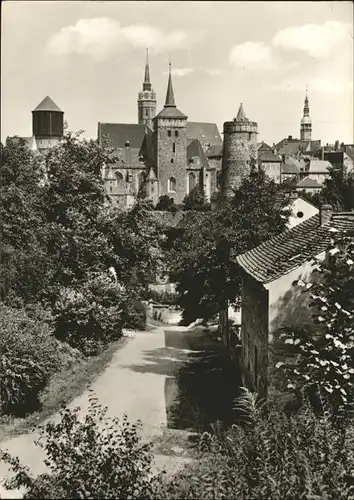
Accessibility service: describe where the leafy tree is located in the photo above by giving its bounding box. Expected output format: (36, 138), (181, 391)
(0, 395), (164, 499)
(0, 304), (63, 416)
(182, 185), (210, 211)
(321, 166), (354, 211)
(155, 195), (178, 212)
(277, 228), (354, 417)
(169, 170), (291, 324)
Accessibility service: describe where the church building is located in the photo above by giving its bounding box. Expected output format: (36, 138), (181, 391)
(98, 51), (223, 208)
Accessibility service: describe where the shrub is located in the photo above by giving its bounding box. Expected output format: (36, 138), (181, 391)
(121, 298), (147, 330)
(52, 273), (125, 356)
(163, 401), (354, 499)
(0, 394), (165, 499)
(0, 304), (62, 416)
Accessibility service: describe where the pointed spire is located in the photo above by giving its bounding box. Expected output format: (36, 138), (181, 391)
(164, 62), (176, 107)
(303, 87), (310, 117)
(236, 103), (248, 122)
(142, 49), (152, 91)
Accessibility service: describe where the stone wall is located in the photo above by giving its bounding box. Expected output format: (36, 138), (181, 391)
(241, 272), (269, 399)
(220, 121), (258, 200)
(155, 120), (188, 204)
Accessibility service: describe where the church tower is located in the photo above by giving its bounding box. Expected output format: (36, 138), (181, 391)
(153, 63), (188, 204)
(300, 88), (312, 141)
(219, 103), (258, 204)
(137, 49), (156, 130)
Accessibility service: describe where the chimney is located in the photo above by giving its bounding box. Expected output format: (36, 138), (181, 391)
(334, 140), (339, 152)
(288, 135), (292, 140)
(321, 147), (324, 160)
(319, 204), (333, 226)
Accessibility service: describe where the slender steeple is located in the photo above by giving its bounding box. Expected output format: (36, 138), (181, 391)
(137, 49), (156, 129)
(300, 86), (312, 141)
(165, 62), (176, 107)
(143, 48), (151, 91)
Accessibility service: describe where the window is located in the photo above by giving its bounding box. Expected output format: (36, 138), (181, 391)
(115, 172), (124, 187)
(145, 109), (149, 117)
(188, 172), (196, 192)
(173, 142), (176, 153)
(171, 158), (174, 163)
(167, 130), (172, 137)
(168, 177), (176, 192)
(297, 211), (304, 218)
(175, 130), (179, 137)
(138, 172), (145, 190)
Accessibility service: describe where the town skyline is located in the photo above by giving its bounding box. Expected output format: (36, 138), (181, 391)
(1, 1), (353, 145)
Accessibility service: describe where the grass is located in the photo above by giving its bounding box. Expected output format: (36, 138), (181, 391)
(0, 336), (129, 442)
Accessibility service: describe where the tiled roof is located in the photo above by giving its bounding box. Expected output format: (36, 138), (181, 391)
(187, 139), (209, 167)
(206, 144), (223, 157)
(187, 122), (222, 146)
(281, 157), (303, 174)
(98, 123), (147, 149)
(305, 159), (332, 173)
(235, 212), (354, 284)
(259, 151), (282, 163)
(296, 177), (322, 188)
(155, 106), (187, 119)
(257, 142), (272, 151)
(33, 96), (63, 113)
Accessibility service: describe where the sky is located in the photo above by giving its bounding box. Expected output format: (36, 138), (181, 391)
(1, 1), (353, 145)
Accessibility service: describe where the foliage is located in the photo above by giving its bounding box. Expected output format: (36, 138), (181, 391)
(52, 273), (125, 356)
(277, 229), (354, 417)
(0, 395), (164, 499)
(169, 170), (291, 323)
(182, 186), (211, 211)
(321, 166), (354, 211)
(163, 401), (354, 499)
(121, 299), (147, 331)
(155, 194), (178, 212)
(0, 304), (62, 416)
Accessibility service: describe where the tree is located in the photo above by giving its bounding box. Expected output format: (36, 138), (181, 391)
(277, 228), (354, 417)
(155, 195), (178, 212)
(321, 165), (354, 211)
(182, 185), (210, 211)
(169, 170), (291, 324)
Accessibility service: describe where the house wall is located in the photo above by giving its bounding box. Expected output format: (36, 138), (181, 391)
(261, 161), (282, 183)
(241, 273), (269, 398)
(287, 197), (319, 228)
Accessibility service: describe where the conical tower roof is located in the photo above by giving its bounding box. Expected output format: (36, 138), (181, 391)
(143, 49), (152, 91)
(33, 96), (63, 113)
(165, 63), (176, 107)
(236, 103), (248, 122)
(155, 63), (187, 119)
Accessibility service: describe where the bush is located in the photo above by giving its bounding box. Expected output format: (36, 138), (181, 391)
(52, 273), (125, 356)
(164, 401), (354, 499)
(0, 304), (62, 416)
(121, 298), (147, 330)
(0, 394), (165, 499)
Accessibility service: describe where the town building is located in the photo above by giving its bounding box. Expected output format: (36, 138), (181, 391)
(234, 206), (354, 399)
(99, 57), (223, 208)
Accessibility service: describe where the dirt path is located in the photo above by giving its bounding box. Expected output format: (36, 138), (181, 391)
(0, 324), (201, 496)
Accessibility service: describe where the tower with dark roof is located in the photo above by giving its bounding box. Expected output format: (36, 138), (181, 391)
(32, 96), (64, 151)
(152, 63), (188, 204)
(300, 88), (312, 141)
(219, 103), (258, 202)
(137, 49), (156, 130)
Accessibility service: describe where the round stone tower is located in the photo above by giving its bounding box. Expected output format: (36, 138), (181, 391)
(219, 103), (258, 203)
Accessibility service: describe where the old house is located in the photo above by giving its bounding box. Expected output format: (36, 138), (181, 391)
(233, 206), (354, 399)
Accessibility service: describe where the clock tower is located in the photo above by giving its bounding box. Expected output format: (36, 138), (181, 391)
(137, 49), (156, 129)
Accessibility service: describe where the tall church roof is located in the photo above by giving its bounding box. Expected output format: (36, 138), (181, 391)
(98, 123), (147, 149)
(187, 122), (222, 147)
(33, 96), (63, 113)
(155, 64), (187, 119)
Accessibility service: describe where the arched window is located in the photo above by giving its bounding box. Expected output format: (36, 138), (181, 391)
(167, 130), (172, 137)
(168, 177), (176, 192)
(188, 172), (196, 192)
(173, 142), (176, 153)
(175, 130), (179, 137)
(115, 172), (124, 187)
